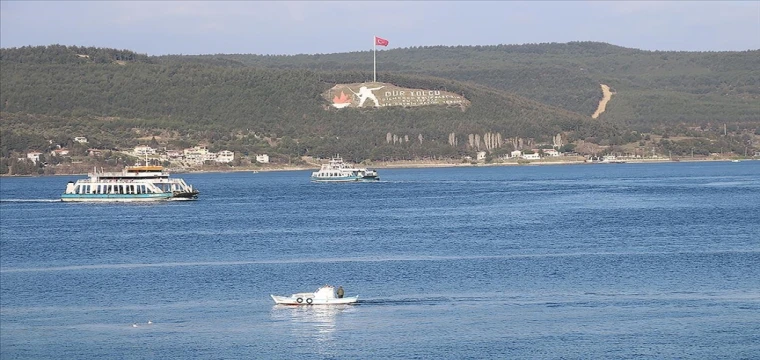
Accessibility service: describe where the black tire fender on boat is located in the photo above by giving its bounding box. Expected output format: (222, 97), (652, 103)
(296, 297), (303, 303)
(306, 298), (313, 304)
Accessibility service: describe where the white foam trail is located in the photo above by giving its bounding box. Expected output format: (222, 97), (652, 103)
(0, 199), (60, 203)
(703, 181), (749, 187)
(2, 250), (757, 273)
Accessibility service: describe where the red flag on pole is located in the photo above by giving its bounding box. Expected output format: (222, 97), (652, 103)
(375, 36), (389, 46)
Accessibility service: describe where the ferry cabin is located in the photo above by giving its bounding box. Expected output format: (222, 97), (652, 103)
(64, 182), (184, 196)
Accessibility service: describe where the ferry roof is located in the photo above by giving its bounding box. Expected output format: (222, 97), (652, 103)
(126, 166), (164, 172)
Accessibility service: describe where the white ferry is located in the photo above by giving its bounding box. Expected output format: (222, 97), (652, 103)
(61, 165), (199, 202)
(310, 156), (379, 182)
(600, 155), (627, 164)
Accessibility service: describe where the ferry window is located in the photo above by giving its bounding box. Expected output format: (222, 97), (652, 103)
(75, 185), (81, 194)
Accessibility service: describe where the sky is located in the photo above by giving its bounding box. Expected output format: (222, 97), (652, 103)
(1, 1), (758, 56)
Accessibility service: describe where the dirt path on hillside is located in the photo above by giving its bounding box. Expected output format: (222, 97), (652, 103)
(592, 84), (614, 119)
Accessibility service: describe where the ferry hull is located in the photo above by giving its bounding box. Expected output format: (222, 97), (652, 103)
(61, 193), (174, 202)
(310, 176), (379, 182)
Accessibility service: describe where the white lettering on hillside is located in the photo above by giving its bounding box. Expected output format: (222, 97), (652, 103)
(380, 90), (464, 107)
(328, 84), (468, 108)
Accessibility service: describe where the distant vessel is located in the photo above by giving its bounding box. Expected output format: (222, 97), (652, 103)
(271, 285), (358, 305)
(310, 156), (379, 182)
(600, 155), (626, 164)
(61, 165), (199, 202)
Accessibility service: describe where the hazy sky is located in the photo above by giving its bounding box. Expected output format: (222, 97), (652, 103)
(1, 1), (758, 55)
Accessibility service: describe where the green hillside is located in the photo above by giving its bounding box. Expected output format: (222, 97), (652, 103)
(186, 42), (759, 127)
(1, 45), (626, 165)
(1, 43), (758, 175)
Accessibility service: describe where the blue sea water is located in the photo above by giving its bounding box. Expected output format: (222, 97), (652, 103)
(1, 161), (759, 359)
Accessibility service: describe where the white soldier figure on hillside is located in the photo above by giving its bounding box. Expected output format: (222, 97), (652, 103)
(349, 85), (384, 107)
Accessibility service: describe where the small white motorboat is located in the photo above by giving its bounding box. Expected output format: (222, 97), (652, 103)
(270, 285), (358, 305)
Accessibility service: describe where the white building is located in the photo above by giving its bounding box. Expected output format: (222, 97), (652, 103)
(134, 145), (156, 156)
(256, 154), (269, 163)
(74, 137), (88, 143)
(166, 150), (182, 158)
(87, 149), (103, 157)
(26, 152), (43, 163)
(50, 149), (70, 157)
(184, 146), (208, 155)
(216, 150), (234, 163)
(476, 151), (487, 161)
(522, 153), (540, 160)
(543, 149), (560, 157)
(184, 146), (209, 162)
(510, 150), (522, 158)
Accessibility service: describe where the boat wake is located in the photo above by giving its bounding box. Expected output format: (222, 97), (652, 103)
(358, 297), (453, 305)
(358, 296), (495, 306)
(0, 199), (60, 203)
(703, 181), (751, 187)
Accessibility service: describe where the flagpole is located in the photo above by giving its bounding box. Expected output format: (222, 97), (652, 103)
(373, 35), (377, 83)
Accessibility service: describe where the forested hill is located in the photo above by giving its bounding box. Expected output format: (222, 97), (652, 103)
(0, 44), (152, 64)
(0, 43), (757, 174)
(1, 44), (625, 164)
(167, 41), (760, 128)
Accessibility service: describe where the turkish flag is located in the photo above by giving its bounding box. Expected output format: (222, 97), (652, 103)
(375, 36), (389, 46)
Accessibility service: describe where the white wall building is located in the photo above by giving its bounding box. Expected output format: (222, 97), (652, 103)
(74, 137), (88, 143)
(256, 154), (269, 163)
(476, 151), (487, 161)
(522, 153), (540, 160)
(166, 150), (182, 158)
(216, 150), (235, 163)
(26, 152), (43, 163)
(50, 149), (70, 157)
(510, 150), (522, 158)
(184, 146), (209, 162)
(543, 149), (560, 157)
(134, 145), (156, 156)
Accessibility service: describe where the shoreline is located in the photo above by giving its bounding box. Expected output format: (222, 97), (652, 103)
(2, 157), (753, 177)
